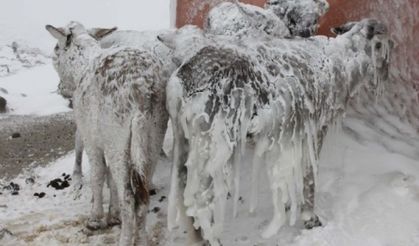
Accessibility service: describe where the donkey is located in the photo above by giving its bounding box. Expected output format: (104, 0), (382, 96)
(47, 22), (170, 245)
(159, 19), (391, 245)
(205, 0), (329, 38)
(70, 28), (175, 189)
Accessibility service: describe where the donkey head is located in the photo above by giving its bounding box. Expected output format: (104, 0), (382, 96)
(333, 19), (393, 95)
(157, 25), (206, 66)
(46, 22), (117, 98)
(265, 0), (329, 37)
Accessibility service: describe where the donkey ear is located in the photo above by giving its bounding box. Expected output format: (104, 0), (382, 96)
(157, 32), (176, 49)
(331, 22), (356, 35)
(89, 27), (118, 40)
(46, 25), (66, 41)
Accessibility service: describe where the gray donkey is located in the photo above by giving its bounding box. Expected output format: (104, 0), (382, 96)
(205, 0), (329, 38)
(159, 19), (391, 245)
(47, 22), (169, 245)
(70, 28), (175, 190)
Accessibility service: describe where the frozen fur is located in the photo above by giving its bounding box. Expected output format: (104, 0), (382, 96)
(71, 28), (176, 186)
(205, 0), (329, 38)
(163, 19), (391, 245)
(47, 22), (170, 245)
(265, 0), (329, 37)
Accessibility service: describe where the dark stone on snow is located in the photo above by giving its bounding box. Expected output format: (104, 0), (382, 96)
(159, 196), (166, 203)
(304, 215), (322, 230)
(61, 180), (70, 189)
(47, 177), (70, 190)
(0, 96), (6, 113)
(149, 189), (157, 196)
(151, 207), (160, 214)
(4, 182), (20, 191)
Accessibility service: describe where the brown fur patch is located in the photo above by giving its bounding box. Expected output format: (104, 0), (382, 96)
(131, 169), (149, 207)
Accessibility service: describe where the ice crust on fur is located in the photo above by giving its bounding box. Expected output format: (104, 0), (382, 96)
(167, 19), (391, 245)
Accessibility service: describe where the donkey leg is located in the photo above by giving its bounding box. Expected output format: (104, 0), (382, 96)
(85, 147), (107, 230)
(168, 122), (205, 245)
(107, 168), (121, 227)
(131, 170), (150, 246)
(302, 128), (327, 229)
(262, 162), (286, 239)
(72, 129), (84, 185)
(302, 165), (321, 229)
(108, 152), (136, 246)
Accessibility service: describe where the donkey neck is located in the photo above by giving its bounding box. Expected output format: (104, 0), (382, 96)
(67, 36), (102, 86)
(326, 34), (372, 99)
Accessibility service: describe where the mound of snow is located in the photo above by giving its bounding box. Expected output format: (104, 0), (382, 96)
(0, 42), (50, 77)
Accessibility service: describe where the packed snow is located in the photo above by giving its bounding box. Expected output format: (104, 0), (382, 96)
(2, 111), (419, 245)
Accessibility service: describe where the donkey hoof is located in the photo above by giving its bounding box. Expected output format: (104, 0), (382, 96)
(107, 216), (121, 227)
(304, 215), (322, 230)
(86, 219), (107, 231)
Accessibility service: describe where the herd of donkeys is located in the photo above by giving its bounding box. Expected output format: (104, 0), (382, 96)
(44, 0), (392, 245)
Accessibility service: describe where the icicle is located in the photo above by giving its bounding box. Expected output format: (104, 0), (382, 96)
(305, 119), (319, 188)
(232, 144), (241, 218)
(250, 137), (269, 213)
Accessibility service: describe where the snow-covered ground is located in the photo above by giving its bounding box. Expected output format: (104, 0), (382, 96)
(1, 112), (419, 245)
(0, 65), (70, 116)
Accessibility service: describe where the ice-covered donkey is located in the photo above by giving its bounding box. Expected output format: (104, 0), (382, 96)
(159, 19), (391, 245)
(205, 0), (329, 38)
(47, 22), (170, 245)
(70, 28), (175, 189)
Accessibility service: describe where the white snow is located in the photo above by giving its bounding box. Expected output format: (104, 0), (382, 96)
(0, 65), (70, 116)
(2, 112), (419, 245)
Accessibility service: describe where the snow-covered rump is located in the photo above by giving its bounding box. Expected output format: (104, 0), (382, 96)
(204, 1), (290, 38)
(205, 0), (329, 38)
(162, 19), (391, 245)
(47, 21), (170, 245)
